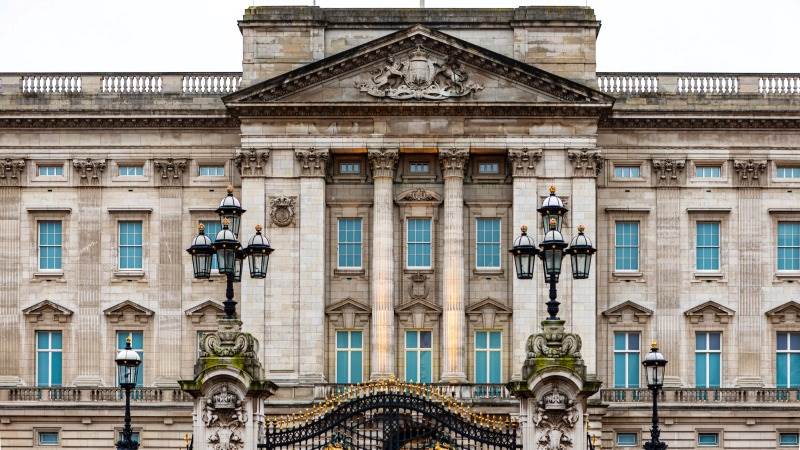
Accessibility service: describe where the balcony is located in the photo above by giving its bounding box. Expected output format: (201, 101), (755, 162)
(600, 387), (800, 405)
(1, 73), (242, 95)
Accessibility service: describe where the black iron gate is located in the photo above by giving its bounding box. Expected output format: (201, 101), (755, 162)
(260, 380), (519, 449)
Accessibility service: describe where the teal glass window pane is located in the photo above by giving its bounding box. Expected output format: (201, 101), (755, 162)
(201, 220), (221, 269)
(406, 350), (418, 382)
(479, 162), (499, 174)
(336, 351), (349, 383)
(350, 351), (362, 383)
(627, 354), (639, 388)
(39, 221), (63, 270)
(780, 433), (800, 446)
(616, 433), (637, 446)
(406, 331), (418, 348)
(37, 351), (49, 386)
(409, 162), (429, 173)
(119, 165), (144, 176)
(475, 351), (487, 384)
(119, 221), (143, 270)
(777, 167), (800, 178)
(419, 351), (432, 383)
(696, 166), (721, 178)
(407, 219), (431, 268)
(199, 165), (225, 176)
(614, 332), (626, 351)
(708, 353), (721, 387)
(615, 222), (639, 271)
(628, 333), (639, 350)
(336, 331), (348, 348)
(476, 218), (501, 269)
(420, 331), (432, 349)
(51, 352), (62, 385)
(351, 331), (362, 348)
(339, 162), (361, 174)
(709, 332), (721, 350)
(489, 351), (501, 383)
(777, 354), (789, 387)
(698, 433), (719, 446)
(696, 353), (707, 387)
(335, 331), (362, 383)
(489, 331), (502, 349)
(613, 354), (626, 388)
(38, 432), (59, 445)
(791, 354), (800, 388)
(778, 222), (800, 271)
(696, 222), (720, 270)
(37, 331), (49, 349)
(337, 218), (362, 268)
(38, 165), (64, 176)
(475, 331), (487, 349)
(117, 331), (143, 385)
(779, 332), (789, 351)
(614, 166), (640, 178)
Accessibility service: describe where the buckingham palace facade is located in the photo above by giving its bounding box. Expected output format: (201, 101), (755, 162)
(1, 5), (800, 449)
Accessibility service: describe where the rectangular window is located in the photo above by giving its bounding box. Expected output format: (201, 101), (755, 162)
(780, 433), (800, 446)
(614, 222), (639, 271)
(339, 162), (361, 174)
(778, 222), (800, 271)
(405, 330), (432, 383)
(37, 431), (60, 445)
(777, 332), (800, 388)
(777, 166), (800, 179)
(613, 332), (640, 388)
(616, 433), (637, 447)
(409, 162), (429, 174)
(337, 218), (363, 269)
(201, 220), (222, 270)
(478, 162), (499, 174)
(117, 431), (140, 444)
(38, 165), (64, 177)
(476, 218), (501, 269)
(199, 165), (225, 177)
(614, 166), (640, 178)
(407, 218), (432, 269)
(475, 331), (502, 384)
(118, 221), (143, 270)
(116, 331), (144, 386)
(695, 332), (721, 388)
(38, 221), (63, 271)
(698, 433), (720, 447)
(335, 330), (363, 384)
(118, 165), (144, 177)
(36, 331), (62, 387)
(696, 222), (720, 271)
(695, 166), (721, 178)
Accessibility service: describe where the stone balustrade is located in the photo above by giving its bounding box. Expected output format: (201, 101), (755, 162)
(600, 387), (800, 404)
(598, 72), (800, 96)
(1, 72), (242, 95)
(0, 386), (193, 403)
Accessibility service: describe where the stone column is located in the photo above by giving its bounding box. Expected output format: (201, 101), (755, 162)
(368, 148), (398, 380)
(508, 149), (541, 381)
(438, 148), (469, 382)
(0, 159), (25, 386)
(296, 148), (328, 383)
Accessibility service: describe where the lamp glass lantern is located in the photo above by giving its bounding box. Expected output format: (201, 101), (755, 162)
(510, 225), (538, 279)
(540, 227), (568, 283)
(244, 225), (274, 279)
(186, 224), (215, 279)
(216, 186), (246, 237)
(565, 225), (597, 280)
(537, 186), (568, 234)
(212, 220), (241, 275)
(232, 248), (245, 282)
(642, 342), (668, 387)
(115, 336), (141, 387)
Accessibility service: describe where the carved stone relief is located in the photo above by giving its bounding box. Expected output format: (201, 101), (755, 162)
(153, 158), (188, 186)
(409, 272), (429, 300)
(269, 196), (296, 227)
(507, 149), (542, 178)
(438, 148), (469, 178)
(235, 149), (270, 177)
(566, 150), (603, 177)
(0, 158), (26, 186)
(398, 188), (438, 202)
(204, 385), (246, 450)
(526, 321), (583, 361)
(733, 159), (767, 186)
(651, 159), (686, 185)
(295, 148), (329, 177)
(367, 149), (399, 178)
(72, 158), (106, 183)
(533, 386), (579, 450)
(356, 47), (483, 100)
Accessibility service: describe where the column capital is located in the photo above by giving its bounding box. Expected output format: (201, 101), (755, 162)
(72, 158), (106, 185)
(153, 158), (188, 186)
(295, 148), (329, 178)
(0, 158), (26, 186)
(438, 147), (470, 178)
(651, 158), (686, 186)
(733, 159), (768, 187)
(235, 148), (270, 177)
(567, 149), (603, 178)
(508, 148), (542, 178)
(368, 148), (399, 178)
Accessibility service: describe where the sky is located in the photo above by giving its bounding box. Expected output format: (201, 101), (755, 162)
(0, 0), (798, 73)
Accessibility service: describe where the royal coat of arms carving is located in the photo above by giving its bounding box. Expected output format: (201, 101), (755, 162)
(356, 47), (483, 100)
(269, 196), (296, 228)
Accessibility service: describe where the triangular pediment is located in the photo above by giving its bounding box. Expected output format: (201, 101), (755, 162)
(185, 300), (225, 323)
(601, 301), (653, 324)
(684, 301), (735, 324)
(766, 301), (800, 324)
(225, 25), (612, 117)
(467, 297), (512, 315)
(326, 297), (371, 315)
(103, 300), (154, 324)
(22, 300), (73, 323)
(395, 298), (442, 314)
(395, 188), (442, 204)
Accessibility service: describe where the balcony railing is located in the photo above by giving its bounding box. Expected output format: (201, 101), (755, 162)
(597, 72), (800, 97)
(1, 386), (193, 403)
(2, 72), (242, 95)
(601, 387), (800, 404)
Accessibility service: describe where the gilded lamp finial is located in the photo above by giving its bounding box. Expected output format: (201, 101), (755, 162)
(549, 185), (556, 194)
(227, 184), (234, 194)
(255, 224), (263, 233)
(521, 225), (528, 234)
(198, 223), (205, 233)
(577, 224), (585, 233)
(651, 340), (658, 350)
(126, 333), (133, 345)
(222, 218), (231, 227)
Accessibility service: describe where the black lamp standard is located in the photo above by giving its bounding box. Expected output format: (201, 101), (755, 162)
(642, 342), (668, 450)
(115, 335), (142, 450)
(510, 186), (597, 320)
(186, 186), (274, 319)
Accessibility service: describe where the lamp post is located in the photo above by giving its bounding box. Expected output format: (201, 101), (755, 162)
(510, 186), (597, 320)
(642, 342), (668, 450)
(186, 186), (274, 319)
(115, 335), (142, 450)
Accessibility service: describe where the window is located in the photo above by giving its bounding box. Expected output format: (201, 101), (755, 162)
(38, 165), (63, 177)
(777, 332), (800, 388)
(407, 218), (432, 269)
(613, 332), (639, 388)
(778, 222), (800, 271)
(695, 332), (721, 387)
(405, 330), (432, 383)
(695, 166), (721, 178)
(409, 162), (429, 174)
(696, 222), (720, 271)
(118, 165), (144, 176)
(116, 331), (144, 386)
(199, 165), (225, 177)
(335, 331), (363, 384)
(38, 221), (62, 270)
(36, 331), (62, 387)
(475, 331), (502, 385)
(201, 220), (221, 270)
(476, 218), (501, 269)
(616, 433), (637, 447)
(614, 222), (639, 271)
(780, 433), (800, 446)
(478, 162), (499, 174)
(118, 221), (143, 270)
(777, 166), (800, 179)
(37, 431), (60, 445)
(116, 431), (140, 444)
(614, 166), (640, 178)
(698, 433), (720, 447)
(337, 218), (363, 269)
(339, 162), (360, 175)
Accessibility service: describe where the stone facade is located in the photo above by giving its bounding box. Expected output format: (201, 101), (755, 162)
(0, 5), (799, 450)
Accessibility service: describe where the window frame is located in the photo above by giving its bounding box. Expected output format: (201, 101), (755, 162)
(779, 432), (800, 447)
(338, 161), (361, 175)
(35, 330), (63, 387)
(37, 220), (63, 272)
(613, 331), (640, 388)
(118, 164), (145, 177)
(695, 221), (721, 272)
(778, 221), (800, 273)
(777, 331), (800, 388)
(694, 165), (722, 178)
(695, 331), (722, 388)
(613, 165), (641, 179)
(35, 429), (61, 446)
(615, 432), (638, 447)
(200, 219), (222, 272)
(776, 165), (800, 180)
(697, 432), (721, 447)
(337, 217), (363, 270)
(117, 220), (144, 271)
(406, 218), (433, 270)
(409, 161), (430, 174)
(614, 221), (640, 273)
(405, 330), (433, 383)
(475, 217), (502, 270)
(37, 164), (64, 177)
(474, 330), (502, 384)
(198, 164), (226, 177)
(116, 330), (144, 386)
(335, 330), (363, 384)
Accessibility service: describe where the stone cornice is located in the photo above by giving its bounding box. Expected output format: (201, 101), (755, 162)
(567, 149), (602, 178)
(600, 114), (800, 130)
(0, 116), (239, 129)
(0, 158), (26, 186)
(651, 159), (686, 186)
(733, 159), (767, 186)
(507, 148), (542, 178)
(295, 148), (329, 178)
(368, 148), (399, 179)
(438, 148), (469, 178)
(72, 158), (106, 184)
(235, 148), (270, 177)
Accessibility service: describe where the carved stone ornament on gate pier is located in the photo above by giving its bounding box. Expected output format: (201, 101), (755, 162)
(532, 386), (579, 450)
(356, 47), (483, 100)
(204, 385), (247, 450)
(527, 321), (582, 361)
(269, 196), (296, 227)
(198, 324), (258, 359)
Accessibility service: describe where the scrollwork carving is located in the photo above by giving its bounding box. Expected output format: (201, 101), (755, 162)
(733, 159), (767, 186)
(368, 149), (399, 179)
(567, 150), (602, 177)
(526, 322), (583, 360)
(508, 149), (542, 178)
(235, 148), (270, 177)
(0, 158), (25, 186)
(269, 196), (296, 227)
(72, 158), (106, 183)
(204, 385), (246, 450)
(438, 148), (469, 178)
(153, 158), (188, 186)
(295, 148), (329, 177)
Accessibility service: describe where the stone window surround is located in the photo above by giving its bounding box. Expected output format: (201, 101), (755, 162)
(331, 154), (368, 183)
(189, 159), (232, 186)
(327, 202), (371, 278)
(399, 204), (440, 274)
(777, 429), (800, 447)
(684, 325), (728, 388)
(466, 202), (511, 277)
(769, 211), (800, 282)
(687, 209), (730, 282)
(113, 427), (143, 447)
(766, 320), (800, 388)
(614, 430), (640, 447)
(398, 327), (438, 384)
(696, 429), (723, 447)
(470, 154), (507, 183)
(108, 211), (151, 280)
(110, 159), (150, 183)
(401, 154), (438, 183)
(607, 159), (648, 185)
(603, 323), (650, 389)
(689, 159), (728, 184)
(772, 160), (800, 183)
(30, 160), (69, 184)
(605, 209), (649, 282)
(466, 319), (510, 385)
(327, 321), (370, 383)
(26, 208), (71, 281)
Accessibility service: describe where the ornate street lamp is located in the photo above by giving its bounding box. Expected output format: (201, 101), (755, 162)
(187, 186), (274, 319)
(510, 186), (596, 321)
(642, 342), (668, 450)
(115, 335), (141, 450)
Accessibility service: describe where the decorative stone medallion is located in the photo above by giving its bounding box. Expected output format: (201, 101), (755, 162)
(269, 196), (296, 227)
(533, 386), (579, 450)
(204, 385), (247, 450)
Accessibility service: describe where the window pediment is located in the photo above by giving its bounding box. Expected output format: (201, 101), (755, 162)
(395, 188), (442, 205)
(601, 301), (653, 324)
(326, 297), (371, 329)
(766, 301), (800, 324)
(22, 300), (73, 323)
(466, 297), (511, 329)
(103, 300), (154, 324)
(684, 301), (735, 324)
(185, 300), (225, 324)
(396, 299), (441, 329)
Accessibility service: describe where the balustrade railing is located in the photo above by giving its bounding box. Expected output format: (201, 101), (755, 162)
(598, 72), (800, 97)
(1, 73), (242, 96)
(2, 386), (191, 403)
(601, 387), (800, 403)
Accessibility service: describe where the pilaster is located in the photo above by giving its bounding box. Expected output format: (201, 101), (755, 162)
(0, 159), (24, 386)
(438, 147), (469, 382)
(154, 185), (183, 386)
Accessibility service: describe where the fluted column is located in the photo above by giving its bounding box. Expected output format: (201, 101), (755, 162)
(508, 149), (541, 380)
(368, 148), (398, 380)
(0, 159), (25, 386)
(439, 148), (469, 383)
